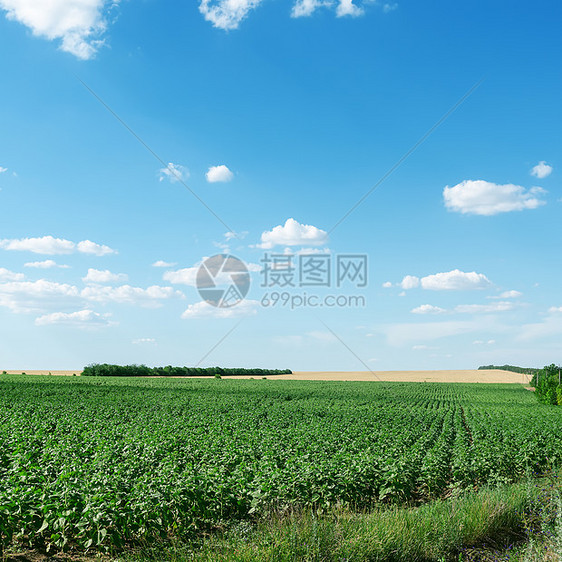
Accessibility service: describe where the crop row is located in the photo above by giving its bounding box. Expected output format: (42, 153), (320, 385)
(1, 376), (561, 553)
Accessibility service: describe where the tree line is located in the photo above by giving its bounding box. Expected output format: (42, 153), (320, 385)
(478, 364), (540, 375)
(81, 364), (292, 377)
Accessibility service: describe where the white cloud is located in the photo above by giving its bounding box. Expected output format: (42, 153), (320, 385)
(0, 236), (116, 256)
(163, 266), (199, 286)
(132, 337), (156, 345)
(548, 306), (562, 314)
(473, 339), (495, 345)
(0, 236), (74, 254)
(400, 275), (420, 290)
(199, 0), (263, 30)
(291, 0), (328, 17)
(24, 260), (70, 269)
(382, 281), (393, 288)
(489, 290), (522, 299)
(411, 304), (446, 315)
(0, 0), (117, 60)
(206, 165), (234, 183)
(454, 301), (514, 314)
(336, 0), (364, 17)
(81, 284), (183, 307)
(82, 268), (128, 284)
(0, 279), (80, 313)
(258, 218), (328, 249)
(421, 269), (491, 291)
(0, 268), (24, 281)
(152, 260), (177, 268)
(159, 162), (189, 184)
(35, 309), (113, 328)
(181, 299), (259, 319)
(443, 180), (546, 215)
(412, 344), (438, 350)
(0, 166), (7, 173)
(530, 161), (553, 179)
(77, 240), (116, 256)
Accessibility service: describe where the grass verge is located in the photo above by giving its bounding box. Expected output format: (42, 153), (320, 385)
(5, 477), (561, 562)
(117, 476), (562, 562)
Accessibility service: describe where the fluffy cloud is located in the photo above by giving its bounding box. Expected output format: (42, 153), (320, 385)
(132, 337), (156, 344)
(81, 284), (183, 307)
(163, 266), (199, 286)
(382, 281), (393, 288)
(291, 0), (328, 17)
(291, 0), (366, 18)
(181, 299), (259, 318)
(206, 165), (234, 183)
(530, 161), (553, 179)
(258, 218), (328, 249)
(0, 268), (24, 282)
(443, 180), (546, 215)
(0, 166), (7, 173)
(0, 0), (117, 59)
(421, 269), (491, 291)
(0, 280), (80, 313)
(152, 260), (177, 268)
(398, 269), (491, 291)
(0, 236), (116, 256)
(82, 268), (128, 284)
(159, 162), (189, 184)
(199, 0), (263, 30)
(24, 260), (70, 269)
(411, 304), (446, 314)
(35, 309), (114, 327)
(400, 275), (420, 290)
(336, 0), (364, 17)
(77, 240), (116, 256)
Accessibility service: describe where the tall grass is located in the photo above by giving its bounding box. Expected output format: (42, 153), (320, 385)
(122, 480), (543, 562)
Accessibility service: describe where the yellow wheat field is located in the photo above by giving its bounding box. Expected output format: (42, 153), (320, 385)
(2, 369), (531, 384)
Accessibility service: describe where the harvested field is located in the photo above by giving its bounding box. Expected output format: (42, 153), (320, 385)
(2, 369), (531, 383)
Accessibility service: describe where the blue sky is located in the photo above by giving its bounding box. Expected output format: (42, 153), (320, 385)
(0, 0), (561, 371)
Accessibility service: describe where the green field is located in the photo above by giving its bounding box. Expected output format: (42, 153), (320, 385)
(1, 375), (562, 558)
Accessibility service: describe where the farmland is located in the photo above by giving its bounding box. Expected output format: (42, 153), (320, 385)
(1, 375), (562, 558)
